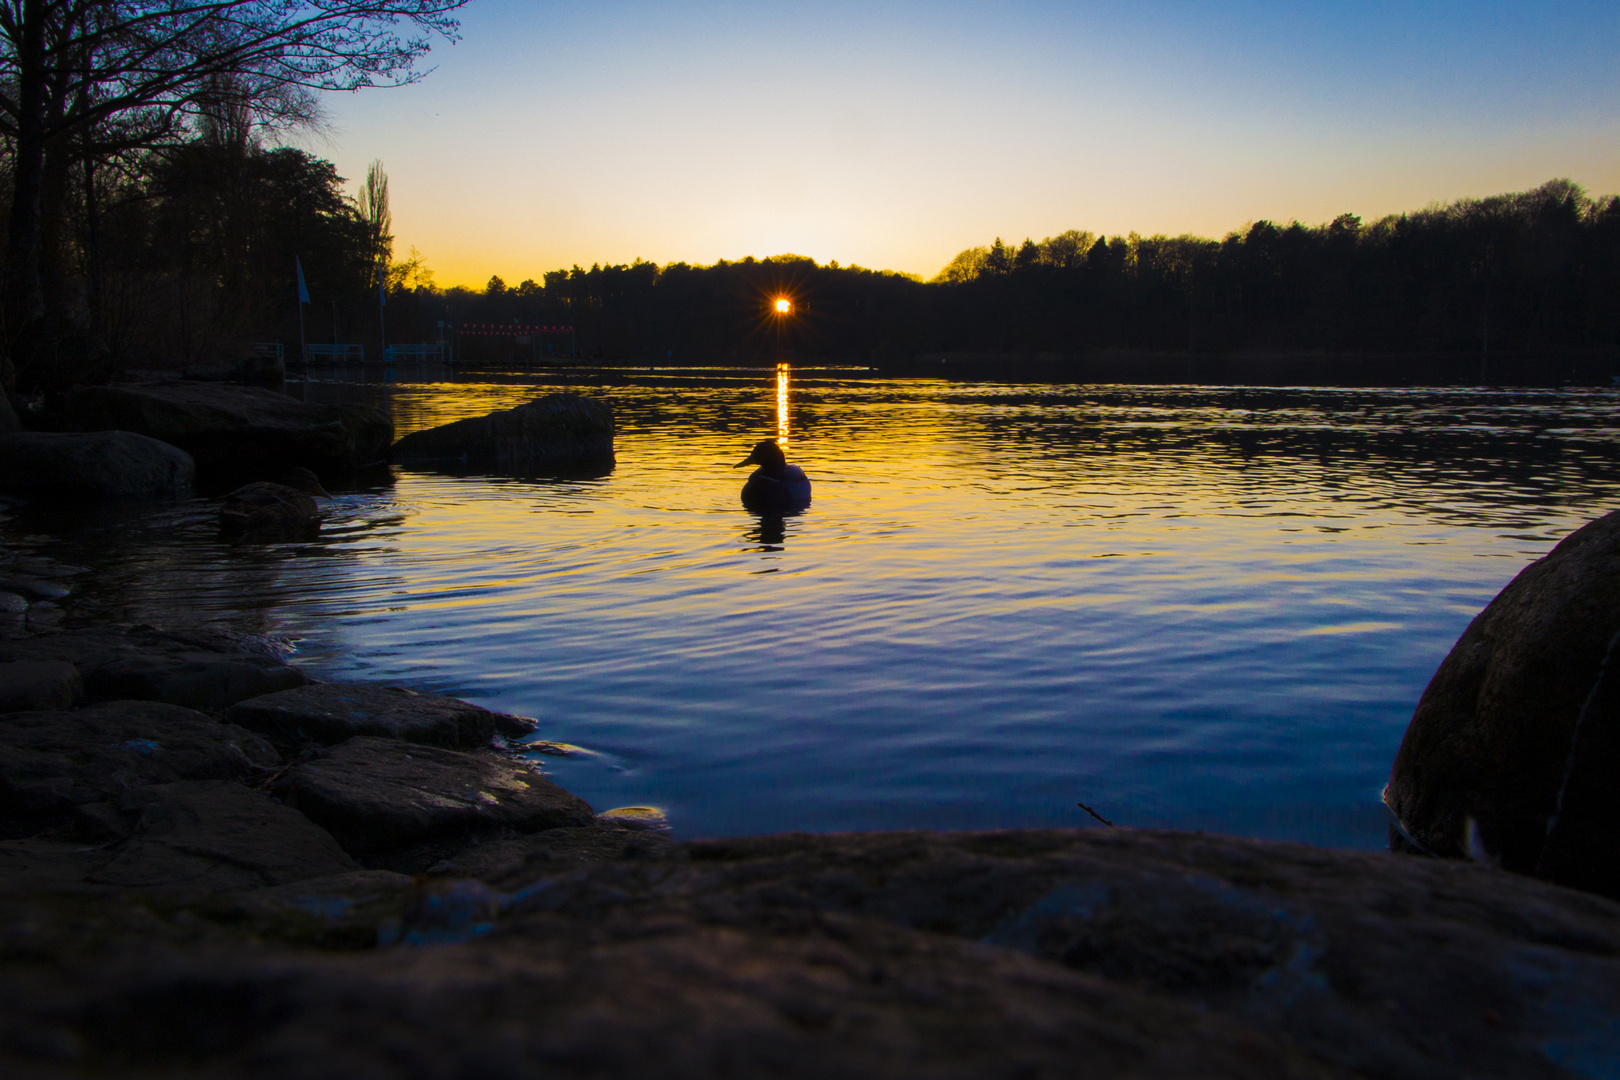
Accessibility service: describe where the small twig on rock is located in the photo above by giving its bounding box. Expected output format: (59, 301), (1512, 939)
(1076, 801), (1115, 828)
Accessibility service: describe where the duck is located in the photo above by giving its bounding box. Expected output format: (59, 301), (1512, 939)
(218, 468), (332, 540)
(734, 439), (812, 513)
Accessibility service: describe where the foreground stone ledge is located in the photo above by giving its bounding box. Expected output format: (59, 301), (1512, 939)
(2, 828), (1618, 1079)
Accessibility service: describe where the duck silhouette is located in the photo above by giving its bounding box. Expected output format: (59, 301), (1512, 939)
(218, 468), (332, 540)
(734, 439), (811, 513)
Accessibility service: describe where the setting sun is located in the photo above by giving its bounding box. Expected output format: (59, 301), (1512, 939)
(774, 297), (791, 314)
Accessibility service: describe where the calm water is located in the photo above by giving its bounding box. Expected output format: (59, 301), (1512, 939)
(12, 370), (1620, 849)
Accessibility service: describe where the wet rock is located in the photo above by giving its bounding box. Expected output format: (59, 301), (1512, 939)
(84, 781), (357, 892)
(597, 806), (671, 833)
(272, 736), (594, 862)
(6, 829), (1620, 1079)
(0, 592), (26, 614)
(391, 392), (615, 474)
(491, 711), (539, 739)
(227, 682), (496, 750)
(0, 626), (308, 709)
(0, 701), (279, 836)
(0, 431), (195, 501)
(60, 381), (392, 477)
(1387, 507), (1620, 898)
(0, 660), (82, 712)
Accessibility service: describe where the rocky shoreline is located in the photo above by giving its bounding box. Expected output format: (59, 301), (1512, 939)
(0, 618), (1617, 1077)
(5, 380), (1620, 1075)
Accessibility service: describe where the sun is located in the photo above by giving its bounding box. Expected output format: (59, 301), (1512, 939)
(774, 297), (792, 314)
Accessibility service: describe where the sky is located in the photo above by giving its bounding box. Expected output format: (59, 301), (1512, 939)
(306, 0), (1620, 288)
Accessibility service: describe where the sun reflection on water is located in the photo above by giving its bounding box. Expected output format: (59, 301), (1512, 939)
(776, 362), (790, 446)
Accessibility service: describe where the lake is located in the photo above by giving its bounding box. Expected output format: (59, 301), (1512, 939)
(13, 368), (1620, 849)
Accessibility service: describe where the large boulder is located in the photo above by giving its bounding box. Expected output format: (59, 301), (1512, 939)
(0, 626), (308, 709)
(226, 682), (498, 750)
(273, 736), (594, 863)
(60, 381), (391, 475)
(0, 431), (194, 500)
(1387, 507), (1620, 897)
(391, 392), (614, 474)
(0, 701), (279, 837)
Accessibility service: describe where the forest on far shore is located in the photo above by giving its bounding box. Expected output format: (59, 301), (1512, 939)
(15, 117), (1620, 388)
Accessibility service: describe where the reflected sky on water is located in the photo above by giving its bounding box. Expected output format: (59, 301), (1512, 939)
(13, 370), (1620, 848)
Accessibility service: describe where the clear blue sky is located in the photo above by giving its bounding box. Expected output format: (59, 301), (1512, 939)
(307, 0), (1620, 286)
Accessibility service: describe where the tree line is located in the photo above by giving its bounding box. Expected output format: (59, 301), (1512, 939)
(442, 180), (1620, 372)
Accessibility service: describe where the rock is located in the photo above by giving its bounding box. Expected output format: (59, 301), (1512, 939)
(60, 381), (392, 476)
(227, 682), (497, 750)
(491, 711), (539, 739)
(391, 392), (615, 474)
(0, 626), (308, 709)
(421, 819), (678, 887)
(597, 806), (671, 833)
(84, 781), (357, 892)
(0, 701), (279, 837)
(205, 869), (416, 949)
(1387, 508), (1620, 898)
(0, 574), (70, 600)
(0, 592), (26, 614)
(7, 828), (1620, 1078)
(0, 431), (195, 501)
(0, 660), (82, 712)
(272, 736), (594, 861)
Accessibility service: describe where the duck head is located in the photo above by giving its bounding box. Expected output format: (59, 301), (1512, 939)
(278, 468), (333, 499)
(734, 439), (787, 477)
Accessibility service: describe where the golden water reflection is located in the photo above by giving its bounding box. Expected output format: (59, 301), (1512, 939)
(776, 362), (790, 446)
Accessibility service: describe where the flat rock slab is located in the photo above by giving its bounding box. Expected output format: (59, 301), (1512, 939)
(227, 682), (497, 749)
(61, 381), (392, 475)
(206, 870), (416, 949)
(84, 781), (357, 893)
(0, 701), (279, 837)
(8, 828), (1620, 1078)
(391, 392), (615, 475)
(0, 660), (82, 712)
(0, 431), (194, 501)
(0, 626), (307, 709)
(273, 736), (594, 859)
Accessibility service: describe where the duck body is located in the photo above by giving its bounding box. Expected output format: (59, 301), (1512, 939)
(218, 468), (331, 540)
(735, 440), (812, 513)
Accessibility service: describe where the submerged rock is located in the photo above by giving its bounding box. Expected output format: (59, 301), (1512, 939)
(1386, 507), (1620, 898)
(227, 682), (498, 750)
(0, 626), (308, 709)
(0, 701), (279, 837)
(0, 430), (194, 500)
(272, 736), (594, 863)
(60, 381), (391, 476)
(391, 392), (614, 474)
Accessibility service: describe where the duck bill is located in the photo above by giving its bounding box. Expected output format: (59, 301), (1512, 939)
(733, 457), (755, 468)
